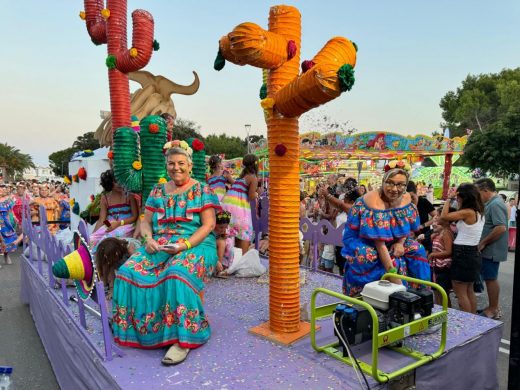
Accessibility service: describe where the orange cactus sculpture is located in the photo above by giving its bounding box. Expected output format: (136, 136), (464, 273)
(215, 5), (357, 337)
(82, 0), (156, 140)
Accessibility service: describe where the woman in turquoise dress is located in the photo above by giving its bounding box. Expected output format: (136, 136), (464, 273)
(341, 161), (430, 296)
(112, 142), (219, 366)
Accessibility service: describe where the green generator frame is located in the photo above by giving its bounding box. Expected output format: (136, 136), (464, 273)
(310, 274), (448, 383)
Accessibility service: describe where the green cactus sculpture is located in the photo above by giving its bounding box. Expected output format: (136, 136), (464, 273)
(113, 115), (167, 204)
(187, 138), (207, 183)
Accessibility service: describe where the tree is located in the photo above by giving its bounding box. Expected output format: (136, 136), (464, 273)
(204, 133), (247, 158)
(49, 147), (76, 176)
(0, 143), (35, 181)
(173, 118), (204, 141)
(440, 68), (520, 175)
(72, 132), (100, 150)
(300, 108), (358, 135)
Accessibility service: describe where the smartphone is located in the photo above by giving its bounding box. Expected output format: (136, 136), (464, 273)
(160, 244), (179, 250)
(103, 220), (111, 228)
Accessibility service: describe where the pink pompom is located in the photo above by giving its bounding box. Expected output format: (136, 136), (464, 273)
(274, 144), (287, 156)
(287, 40), (297, 60)
(301, 60), (315, 73)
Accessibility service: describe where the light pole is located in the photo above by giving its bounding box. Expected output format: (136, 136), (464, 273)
(245, 124), (251, 153)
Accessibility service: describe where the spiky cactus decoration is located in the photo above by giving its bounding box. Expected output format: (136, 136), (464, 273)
(187, 138), (207, 183)
(112, 116), (167, 204)
(81, 0), (156, 139)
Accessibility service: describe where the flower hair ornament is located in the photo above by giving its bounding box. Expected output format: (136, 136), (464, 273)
(163, 139), (193, 157)
(383, 160), (411, 173)
(216, 210), (231, 225)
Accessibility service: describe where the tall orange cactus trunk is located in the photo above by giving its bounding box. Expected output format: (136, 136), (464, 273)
(266, 5), (301, 333)
(83, 0), (155, 141)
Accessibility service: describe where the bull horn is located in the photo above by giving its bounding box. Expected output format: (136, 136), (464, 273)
(157, 71), (200, 97)
(128, 70), (156, 88)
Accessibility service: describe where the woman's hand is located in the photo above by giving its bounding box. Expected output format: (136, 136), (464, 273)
(159, 243), (187, 256)
(106, 221), (119, 233)
(391, 242), (405, 257)
(145, 238), (161, 254)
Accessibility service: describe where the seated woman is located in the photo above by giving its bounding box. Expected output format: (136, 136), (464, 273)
(341, 161), (430, 296)
(112, 141), (219, 366)
(90, 170), (138, 252)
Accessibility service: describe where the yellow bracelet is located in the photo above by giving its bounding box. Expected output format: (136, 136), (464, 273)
(120, 219), (124, 226)
(184, 238), (192, 250)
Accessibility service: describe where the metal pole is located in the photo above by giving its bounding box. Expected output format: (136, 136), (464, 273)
(245, 124), (251, 153)
(508, 173), (520, 390)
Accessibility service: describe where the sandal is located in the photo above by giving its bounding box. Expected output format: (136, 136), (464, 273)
(215, 271), (229, 279)
(162, 344), (189, 366)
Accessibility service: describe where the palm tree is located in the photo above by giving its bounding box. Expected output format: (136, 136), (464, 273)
(0, 143), (35, 181)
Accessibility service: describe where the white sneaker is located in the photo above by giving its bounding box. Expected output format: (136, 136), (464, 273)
(162, 344), (190, 365)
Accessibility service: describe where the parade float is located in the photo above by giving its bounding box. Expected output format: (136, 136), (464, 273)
(18, 3), (502, 389)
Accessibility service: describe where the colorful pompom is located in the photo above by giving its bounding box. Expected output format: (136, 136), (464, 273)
(105, 55), (116, 69)
(63, 176), (71, 185)
(79, 11), (86, 20)
(260, 98), (275, 110)
(153, 40), (160, 51)
(101, 8), (110, 19)
(158, 178), (168, 184)
(287, 40), (297, 60)
(107, 151), (114, 160)
(337, 64), (355, 92)
(78, 167), (87, 180)
(132, 161), (142, 171)
(129, 48), (138, 58)
(259, 83), (267, 99)
(301, 60), (315, 73)
(192, 139), (205, 151)
(149, 123), (159, 133)
(274, 144), (287, 156)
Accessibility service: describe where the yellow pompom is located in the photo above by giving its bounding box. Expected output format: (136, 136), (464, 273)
(260, 97), (275, 110)
(132, 161), (142, 170)
(69, 198), (75, 207)
(79, 11), (86, 20)
(158, 178), (167, 184)
(101, 8), (110, 19)
(63, 176), (71, 185)
(129, 48), (138, 58)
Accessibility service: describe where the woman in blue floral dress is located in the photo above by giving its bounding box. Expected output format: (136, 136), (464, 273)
(112, 142), (219, 365)
(0, 184), (19, 265)
(341, 161), (430, 296)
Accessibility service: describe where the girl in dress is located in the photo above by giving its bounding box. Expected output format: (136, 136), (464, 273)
(207, 155), (234, 203)
(90, 170), (138, 252)
(214, 210), (234, 277)
(221, 154), (258, 255)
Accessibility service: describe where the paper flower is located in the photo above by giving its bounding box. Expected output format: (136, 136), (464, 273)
(107, 151), (114, 160)
(192, 139), (204, 151)
(132, 161), (142, 170)
(149, 123), (159, 133)
(78, 167), (87, 180)
(301, 60), (315, 73)
(260, 98), (275, 110)
(384, 160), (411, 173)
(79, 11), (86, 20)
(158, 178), (168, 184)
(129, 48), (138, 58)
(63, 176), (71, 185)
(69, 198), (75, 207)
(153, 40), (160, 51)
(287, 40), (297, 60)
(101, 8), (110, 19)
(274, 143), (287, 156)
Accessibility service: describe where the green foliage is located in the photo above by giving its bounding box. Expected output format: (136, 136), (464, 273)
(0, 143), (35, 181)
(49, 132), (100, 176)
(204, 133), (247, 159)
(440, 68), (520, 175)
(172, 118), (204, 141)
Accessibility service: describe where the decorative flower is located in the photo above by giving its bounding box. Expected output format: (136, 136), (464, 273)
(105, 55), (116, 69)
(384, 160), (411, 173)
(132, 161), (142, 170)
(78, 167), (87, 180)
(79, 11), (86, 20)
(149, 123), (159, 133)
(153, 40), (160, 51)
(69, 198), (75, 207)
(101, 8), (110, 19)
(63, 176), (71, 185)
(274, 143), (287, 156)
(179, 140), (190, 150)
(90, 194), (95, 202)
(129, 48), (138, 58)
(301, 60), (315, 73)
(107, 151), (114, 160)
(72, 175), (79, 183)
(260, 97), (275, 110)
(158, 178), (168, 184)
(192, 139), (204, 151)
(287, 40), (297, 60)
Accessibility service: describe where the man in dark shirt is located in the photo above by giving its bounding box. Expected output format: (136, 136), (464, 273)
(407, 181), (436, 252)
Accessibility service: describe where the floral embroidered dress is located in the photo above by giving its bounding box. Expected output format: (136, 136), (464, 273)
(0, 198), (18, 253)
(112, 181), (219, 349)
(221, 178), (254, 241)
(90, 196), (135, 252)
(341, 198), (430, 296)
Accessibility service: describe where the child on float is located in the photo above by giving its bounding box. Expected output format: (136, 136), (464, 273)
(428, 207), (455, 307)
(95, 237), (141, 299)
(214, 210), (234, 278)
(207, 155), (234, 203)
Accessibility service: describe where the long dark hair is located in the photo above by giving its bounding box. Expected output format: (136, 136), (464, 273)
(208, 155), (221, 174)
(100, 169), (115, 192)
(95, 237), (128, 286)
(240, 154), (259, 178)
(456, 183), (484, 216)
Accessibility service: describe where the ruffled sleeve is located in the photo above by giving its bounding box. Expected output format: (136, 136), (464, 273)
(346, 199), (363, 230)
(185, 182), (221, 214)
(145, 184), (165, 214)
(357, 199), (420, 242)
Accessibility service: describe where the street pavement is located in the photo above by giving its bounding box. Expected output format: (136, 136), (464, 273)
(0, 248), (516, 389)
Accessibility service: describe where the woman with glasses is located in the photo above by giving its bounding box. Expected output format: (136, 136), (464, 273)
(340, 160), (430, 296)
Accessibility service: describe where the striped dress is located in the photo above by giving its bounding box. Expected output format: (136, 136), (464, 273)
(207, 175), (227, 203)
(221, 178), (254, 241)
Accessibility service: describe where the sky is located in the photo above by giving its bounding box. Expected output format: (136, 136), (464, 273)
(1, 0), (519, 166)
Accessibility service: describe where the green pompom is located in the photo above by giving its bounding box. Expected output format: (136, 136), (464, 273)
(337, 64), (355, 92)
(214, 48), (225, 71)
(352, 41), (358, 52)
(153, 39), (160, 51)
(72, 202), (80, 215)
(259, 83), (267, 99)
(105, 55), (116, 69)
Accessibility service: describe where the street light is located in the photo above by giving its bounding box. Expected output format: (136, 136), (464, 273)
(245, 124), (251, 153)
